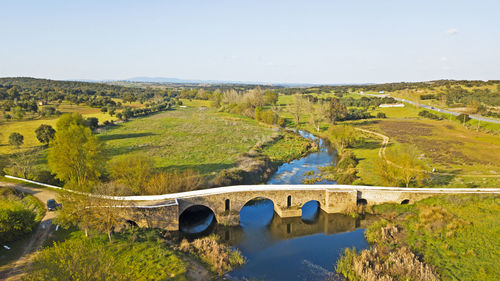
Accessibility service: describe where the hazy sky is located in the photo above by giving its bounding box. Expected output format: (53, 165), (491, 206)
(1, 0), (499, 84)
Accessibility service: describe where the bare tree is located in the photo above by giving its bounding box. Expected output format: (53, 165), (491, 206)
(288, 93), (305, 127)
(308, 100), (328, 132)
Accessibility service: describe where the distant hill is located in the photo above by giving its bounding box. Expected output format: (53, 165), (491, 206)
(123, 77), (320, 87)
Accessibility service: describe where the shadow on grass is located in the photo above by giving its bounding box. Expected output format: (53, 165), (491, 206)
(354, 120), (380, 126)
(352, 140), (381, 150)
(158, 163), (236, 175)
(98, 132), (156, 141)
(425, 174), (456, 187)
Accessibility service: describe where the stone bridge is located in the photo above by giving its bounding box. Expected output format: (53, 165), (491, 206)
(119, 185), (500, 231)
(4, 176), (499, 232)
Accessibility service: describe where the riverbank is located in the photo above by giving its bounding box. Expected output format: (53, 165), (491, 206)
(212, 129), (318, 186)
(336, 194), (500, 280)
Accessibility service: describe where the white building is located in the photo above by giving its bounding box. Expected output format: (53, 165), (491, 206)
(379, 103), (405, 108)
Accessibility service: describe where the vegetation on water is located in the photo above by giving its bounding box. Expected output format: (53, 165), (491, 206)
(0, 186), (44, 244)
(24, 229), (188, 281)
(336, 194), (500, 280)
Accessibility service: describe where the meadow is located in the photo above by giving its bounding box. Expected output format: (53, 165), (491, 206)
(0, 102), (117, 154)
(345, 194), (500, 280)
(347, 105), (500, 187)
(99, 107), (277, 177)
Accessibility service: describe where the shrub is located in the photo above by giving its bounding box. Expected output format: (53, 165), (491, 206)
(213, 169), (244, 186)
(25, 231), (187, 281)
(179, 235), (245, 275)
(418, 110), (442, 120)
(376, 112), (387, 118)
(0, 192), (43, 243)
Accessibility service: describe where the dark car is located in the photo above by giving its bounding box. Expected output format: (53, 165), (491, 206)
(47, 199), (61, 211)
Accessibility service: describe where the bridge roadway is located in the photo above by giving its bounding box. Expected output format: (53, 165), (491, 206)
(5, 176), (500, 231)
(118, 184), (500, 230)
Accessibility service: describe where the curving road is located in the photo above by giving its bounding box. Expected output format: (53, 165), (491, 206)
(0, 181), (59, 281)
(360, 92), (500, 124)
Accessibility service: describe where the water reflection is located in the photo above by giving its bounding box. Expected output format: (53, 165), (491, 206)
(178, 200), (378, 280)
(301, 200), (320, 223)
(266, 130), (337, 184)
(239, 198), (274, 228)
(178, 205), (216, 235)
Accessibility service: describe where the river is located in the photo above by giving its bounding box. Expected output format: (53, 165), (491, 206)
(180, 130), (373, 280)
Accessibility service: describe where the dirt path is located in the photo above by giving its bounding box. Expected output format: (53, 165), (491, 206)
(0, 181), (59, 281)
(356, 128), (500, 178)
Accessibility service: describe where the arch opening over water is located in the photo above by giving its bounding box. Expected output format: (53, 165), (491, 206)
(240, 197), (275, 228)
(301, 200), (320, 223)
(179, 205), (217, 234)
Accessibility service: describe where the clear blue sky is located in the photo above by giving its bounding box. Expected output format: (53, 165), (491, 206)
(1, 0), (499, 84)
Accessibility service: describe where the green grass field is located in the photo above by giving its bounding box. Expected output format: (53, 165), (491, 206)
(367, 194), (500, 280)
(0, 102), (116, 154)
(351, 117), (500, 187)
(99, 107), (276, 177)
(25, 229), (188, 280)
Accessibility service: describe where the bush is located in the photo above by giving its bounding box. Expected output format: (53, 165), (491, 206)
(456, 113), (471, 123)
(213, 169), (244, 186)
(418, 110), (442, 120)
(25, 231), (187, 281)
(35, 170), (63, 186)
(376, 112), (387, 118)
(179, 235), (245, 275)
(0, 192), (44, 243)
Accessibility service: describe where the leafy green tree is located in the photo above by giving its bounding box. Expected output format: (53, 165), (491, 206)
(264, 91), (279, 105)
(325, 125), (359, 156)
(287, 93), (305, 127)
(8, 132), (24, 148)
(86, 117), (99, 130)
(48, 113), (105, 191)
(456, 113), (470, 124)
(327, 98), (347, 124)
(7, 149), (39, 179)
(376, 145), (428, 187)
(108, 155), (154, 195)
(35, 124), (56, 144)
(55, 192), (96, 237)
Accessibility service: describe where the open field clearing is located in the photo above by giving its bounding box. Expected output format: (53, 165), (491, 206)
(99, 107), (277, 177)
(359, 194), (500, 280)
(0, 104), (116, 154)
(352, 119), (500, 187)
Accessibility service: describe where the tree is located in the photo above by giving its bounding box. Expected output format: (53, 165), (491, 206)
(308, 100), (328, 132)
(264, 91), (279, 105)
(288, 93), (305, 127)
(325, 125), (358, 156)
(55, 192), (96, 237)
(92, 184), (130, 243)
(9, 132), (24, 148)
(35, 124), (56, 144)
(456, 113), (470, 125)
(376, 145), (428, 187)
(86, 117), (99, 130)
(108, 155), (154, 195)
(48, 113), (105, 191)
(7, 149), (39, 179)
(326, 98), (347, 124)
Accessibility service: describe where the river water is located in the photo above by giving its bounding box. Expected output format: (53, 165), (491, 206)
(180, 130), (373, 280)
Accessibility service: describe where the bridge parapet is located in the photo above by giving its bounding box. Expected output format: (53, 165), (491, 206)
(5, 176), (499, 231)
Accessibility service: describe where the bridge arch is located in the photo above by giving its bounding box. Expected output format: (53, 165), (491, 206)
(179, 204), (217, 234)
(301, 200), (320, 223)
(239, 197), (275, 227)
